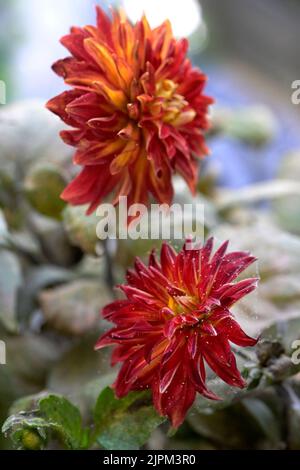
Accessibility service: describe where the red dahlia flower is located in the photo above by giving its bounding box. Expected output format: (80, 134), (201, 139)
(96, 239), (259, 428)
(46, 7), (213, 214)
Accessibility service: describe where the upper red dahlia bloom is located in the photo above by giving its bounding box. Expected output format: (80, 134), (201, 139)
(46, 7), (213, 214)
(96, 238), (259, 428)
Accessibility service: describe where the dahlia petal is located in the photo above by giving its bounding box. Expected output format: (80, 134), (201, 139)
(125, 153), (149, 207)
(215, 253), (257, 286)
(216, 316), (258, 347)
(113, 168), (133, 202)
(165, 285), (185, 297)
(60, 32), (90, 61)
(200, 237), (214, 265)
(149, 249), (161, 270)
(95, 329), (116, 349)
(159, 363), (180, 394)
(163, 316), (184, 339)
(201, 322), (217, 336)
(149, 166), (175, 206)
(126, 268), (144, 290)
(187, 330), (199, 359)
(60, 129), (86, 146)
(88, 114), (124, 131)
(199, 241), (229, 294)
(102, 299), (132, 320)
(168, 379), (196, 428)
(172, 109), (196, 127)
(190, 355), (220, 400)
(111, 344), (140, 366)
(67, 92), (112, 122)
(164, 314), (197, 339)
(209, 240), (229, 274)
(174, 154), (197, 194)
(219, 278), (259, 306)
(118, 122), (140, 141)
(61, 165), (100, 200)
(92, 80), (128, 110)
(84, 37), (128, 89)
(160, 242), (177, 279)
(202, 338), (246, 388)
(52, 57), (103, 86)
(95, 6), (113, 47)
(74, 139), (125, 165)
(153, 356), (197, 429)
(61, 164), (118, 213)
(120, 285), (157, 305)
(110, 141), (139, 175)
(143, 344), (154, 364)
(46, 90), (84, 126)
(142, 62), (156, 94)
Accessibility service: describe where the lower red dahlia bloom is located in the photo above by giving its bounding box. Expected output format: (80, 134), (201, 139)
(46, 7), (213, 213)
(96, 238), (259, 428)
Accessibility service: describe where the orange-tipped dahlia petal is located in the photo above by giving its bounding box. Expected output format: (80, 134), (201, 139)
(96, 239), (259, 428)
(46, 6), (213, 211)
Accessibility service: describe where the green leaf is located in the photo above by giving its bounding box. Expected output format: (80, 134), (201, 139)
(188, 405), (250, 448)
(24, 163), (67, 220)
(93, 387), (165, 450)
(38, 395), (88, 449)
(241, 397), (281, 444)
(63, 204), (100, 255)
(2, 393), (88, 450)
(2, 414), (50, 450)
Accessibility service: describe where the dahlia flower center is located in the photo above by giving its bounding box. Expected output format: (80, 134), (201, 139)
(155, 79), (196, 126)
(166, 293), (217, 341)
(168, 295), (182, 313)
(168, 293), (202, 316)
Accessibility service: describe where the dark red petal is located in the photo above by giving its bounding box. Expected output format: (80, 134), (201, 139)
(61, 165), (119, 214)
(190, 355), (220, 400)
(219, 278), (259, 307)
(60, 31), (91, 61)
(202, 337), (246, 388)
(168, 383), (196, 428)
(216, 316), (258, 347)
(215, 252), (257, 286)
(96, 6), (113, 47)
(46, 90), (84, 126)
(160, 242), (177, 279)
